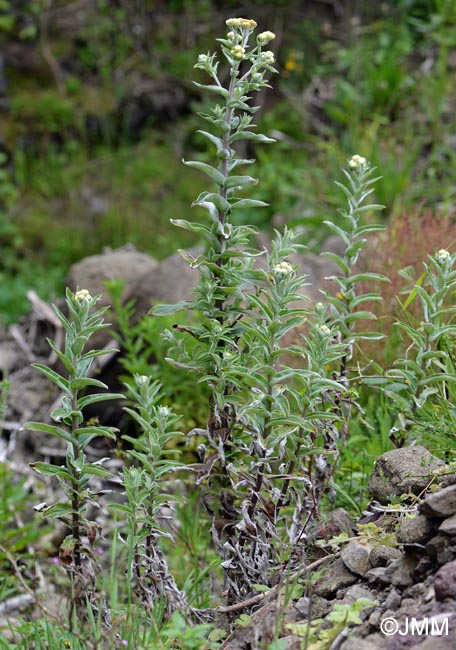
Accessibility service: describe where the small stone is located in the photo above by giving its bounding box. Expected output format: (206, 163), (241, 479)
(340, 634), (386, 650)
(366, 567), (390, 586)
(369, 447), (445, 504)
(313, 559), (358, 597)
(341, 540), (372, 576)
(419, 485), (456, 517)
(341, 584), (376, 605)
(370, 545), (402, 568)
(383, 588), (402, 611)
(439, 513), (456, 535)
(426, 534), (454, 566)
(294, 596), (310, 616)
(434, 560), (456, 601)
(385, 555), (416, 589)
(396, 514), (435, 545)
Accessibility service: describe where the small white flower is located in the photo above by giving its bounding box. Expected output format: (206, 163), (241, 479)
(227, 31), (235, 41)
(198, 54), (208, 64)
(258, 31), (276, 44)
(348, 154), (367, 169)
(223, 351), (233, 359)
(136, 375), (148, 385)
(75, 289), (92, 303)
(262, 51), (275, 65)
(436, 248), (451, 262)
(158, 406), (171, 418)
(273, 261), (294, 276)
(318, 324), (331, 336)
(231, 44), (246, 60)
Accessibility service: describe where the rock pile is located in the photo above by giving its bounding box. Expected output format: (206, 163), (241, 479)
(299, 446), (456, 650)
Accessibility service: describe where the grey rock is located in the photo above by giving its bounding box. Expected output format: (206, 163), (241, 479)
(396, 514), (435, 545)
(366, 567), (391, 586)
(341, 584), (376, 605)
(294, 596), (310, 616)
(128, 248), (200, 313)
(383, 588), (402, 611)
(370, 545), (402, 568)
(67, 245), (158, 306)
(434, 560), (456, 601)
(419, 485), (456, 518)
(340, 634), (386, 650)
(385, 556), (416, 589)
(66, 245), (159, 348)
(369, 447), (445, 504)
(313, 559), (358, 597)
(426, 534), (454, 566)
(439, 513), (456, 535)
(341, 540), (373, 577)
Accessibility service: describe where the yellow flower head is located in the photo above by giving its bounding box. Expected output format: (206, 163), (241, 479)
(258, 31), (276, 44)
(231, 44), (246, 60)
(226, 17), (257, 30)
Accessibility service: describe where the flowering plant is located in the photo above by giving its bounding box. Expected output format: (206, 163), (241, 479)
(152, 20), (386, 603)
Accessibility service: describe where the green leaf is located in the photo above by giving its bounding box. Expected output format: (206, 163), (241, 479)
(192, 81), (229, 98)
(77, 392), (124, 410)
(81, 464), (111, 478)
(230, 198), (269, 209)
(196, 130), (224, 152)
(30, 462), (73, 482)
(347, 272), (390, 283)
(230, 131), (276, 143)
(182, 159), (225, 185)
(24, 421), (76, 445)
(224, 175), (258, 189)
(70, 377), (108, 391)
(323, 221), (350, 244)
(150, 301), (193, 316)
(321, 251), (350, 274)
(31, 364), (69, 393)
(41, 503), (76, 518)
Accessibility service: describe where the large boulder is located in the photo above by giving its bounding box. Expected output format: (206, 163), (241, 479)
(369, 447), (445, 504)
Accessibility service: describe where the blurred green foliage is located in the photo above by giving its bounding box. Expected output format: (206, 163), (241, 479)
(1, 0), (456, 326)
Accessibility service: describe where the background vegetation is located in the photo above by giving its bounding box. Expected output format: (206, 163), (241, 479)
(1, 0), (456, 323)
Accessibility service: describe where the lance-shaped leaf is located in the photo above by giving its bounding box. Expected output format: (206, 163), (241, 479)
(230, 131), (276, 144)
(30, 461), (74, 482)
(196, 130), (224, 152)
(31, 364), (69, 393)
(223, 175), (258, 189)
(183, 159), (225, 185)
(192, 81), (229, 98)
(150, 300), (193, 316)
(24, 421), (77, 445)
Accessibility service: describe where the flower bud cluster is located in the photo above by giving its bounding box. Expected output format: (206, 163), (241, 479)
(348, 154), (367, 170)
